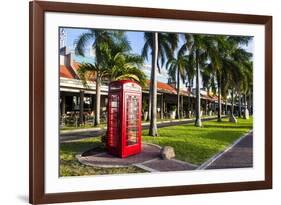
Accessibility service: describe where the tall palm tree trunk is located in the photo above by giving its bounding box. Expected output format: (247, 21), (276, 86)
(181, 95), (184, 118)
(229, 88), (237, 123)
(243, 94), (249, 119)
(187, 91), (191, 118)
(231, 89), (234, 115)
(217, 75), (222, 122)
(147, 87), (152, 121)
(195, 51), (202, 127)
(149, 32), (158, 136)
(79, 90), (84, 126)
(248, 91), (252, 115)
(238, 93), (242, 117)
(176, 68), (180, 119)
(94, 77), (101, 126)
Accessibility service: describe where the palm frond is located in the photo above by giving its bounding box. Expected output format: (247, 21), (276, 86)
(74, 32), (94, 56)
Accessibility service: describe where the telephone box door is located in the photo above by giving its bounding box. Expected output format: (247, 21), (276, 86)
(107, 93), (120, 154)
(123, 93), (141, 157)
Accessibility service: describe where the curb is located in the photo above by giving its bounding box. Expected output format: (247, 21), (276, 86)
(61, 115), (225, 135)
(76, 143), (162, 169)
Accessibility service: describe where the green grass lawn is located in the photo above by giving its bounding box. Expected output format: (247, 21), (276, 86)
(143, 117), (253, 165)
(60, 117), (253, 176)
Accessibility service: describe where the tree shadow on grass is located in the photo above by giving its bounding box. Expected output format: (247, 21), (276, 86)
(60, 139), (104, 155)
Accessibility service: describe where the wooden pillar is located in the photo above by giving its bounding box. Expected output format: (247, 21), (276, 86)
(61, 93), (66, 116)
(163, 95), (166, 116)
(60, 92), (66, 127)
(160, 94), (164, 119)
(79, 90), (84, 126)
(206, 100), (208, 115)
(190, 98), (192, 117)
(91, 94), (95, 125)
(225, 102), (228, 115)
(180, 95), (183, 118)
(91, 94), (95, 112)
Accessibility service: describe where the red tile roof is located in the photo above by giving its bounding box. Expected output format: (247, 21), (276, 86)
(211, 95), (219, 101)
(179, 89), (193, 96)
(60, 65), (75, 79)
(72, 62), (81, 71)
(146, 80), (177, 94)
(201, 94), (214, 101)
(62, 62), (97, 81)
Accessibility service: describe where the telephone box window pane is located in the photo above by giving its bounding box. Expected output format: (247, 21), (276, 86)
(126, 95), (139, 146)
(108, 94), (119, 147)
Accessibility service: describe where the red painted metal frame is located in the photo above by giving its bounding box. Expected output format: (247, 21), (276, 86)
(107, 80), (142, 158)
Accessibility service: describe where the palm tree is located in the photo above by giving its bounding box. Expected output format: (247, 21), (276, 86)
(225, 37), (253, 120)
(228, 36), (252, 118)
(166, 51), (188, 119)
(75, 30), (135, 126)
(102, 41), (147, 86)
(142, 32), (178, 136)
(239, 61), (253, 119)
(180, 34), (216, 127)
(184, 53), (196, 118)
(213, 37), (253, 122)
(219, 57), (240, 122)
(209, 36), (232, 122)
(201, 62), (216, 115)
(77, 62), (108, 126)
(207, 35), (252, 122)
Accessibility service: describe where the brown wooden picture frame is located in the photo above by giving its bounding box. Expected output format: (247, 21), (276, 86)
(29, 1), (272, 204)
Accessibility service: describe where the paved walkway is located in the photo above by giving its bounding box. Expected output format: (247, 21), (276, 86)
(61, 116), (224, 142)
(77, 143), (198, 172)
(76, 132), (253, 172)
(203, 132), (253, 169)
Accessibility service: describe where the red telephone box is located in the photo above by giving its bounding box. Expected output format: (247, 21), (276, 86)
(107, 80), (142, 158)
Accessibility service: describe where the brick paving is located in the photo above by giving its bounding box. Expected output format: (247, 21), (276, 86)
(77, 143), (198, 171)
(77, 144), (160, 167)
(143, 159), (197, 172)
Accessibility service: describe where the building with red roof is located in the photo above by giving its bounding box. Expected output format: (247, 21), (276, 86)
(59, 47), (233, 125)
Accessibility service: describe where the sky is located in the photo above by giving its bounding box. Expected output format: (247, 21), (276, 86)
(61, 27), (254, 86)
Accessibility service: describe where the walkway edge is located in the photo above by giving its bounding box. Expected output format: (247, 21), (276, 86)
(61, 116), (225, 134)
(134, 164), (159, 172)
(196, 130), (253, 170)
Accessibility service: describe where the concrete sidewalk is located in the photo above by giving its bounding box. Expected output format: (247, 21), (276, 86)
(60, 116), (225, 142)
(75, 130), (253, 173)
(199, 132), (253, 170)
(77, 143), (198, 172)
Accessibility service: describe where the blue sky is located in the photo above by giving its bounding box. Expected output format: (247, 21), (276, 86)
(61, 27), (253, 85)
(63, 28), (145, 56)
